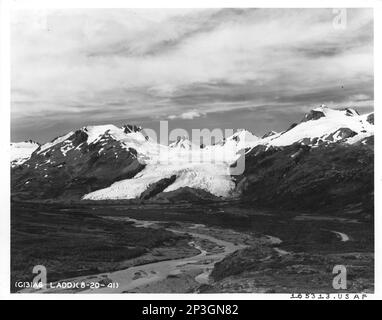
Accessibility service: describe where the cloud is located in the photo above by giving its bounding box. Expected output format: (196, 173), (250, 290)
(168, 110), (206, 120)
(11, 8), (373, 142)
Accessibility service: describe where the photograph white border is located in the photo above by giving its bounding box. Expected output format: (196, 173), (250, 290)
(1, 0), (380, 300)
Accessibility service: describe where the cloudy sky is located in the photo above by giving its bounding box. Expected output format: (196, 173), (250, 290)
(11, 8), (373, 143)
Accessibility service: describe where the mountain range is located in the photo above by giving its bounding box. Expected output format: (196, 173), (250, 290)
(11, 106), (374, 214)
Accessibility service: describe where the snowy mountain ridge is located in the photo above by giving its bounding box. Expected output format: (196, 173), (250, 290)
(258, 106), (373, 148)
(10, 140), (40, 167)
(11, 106), (374, 201)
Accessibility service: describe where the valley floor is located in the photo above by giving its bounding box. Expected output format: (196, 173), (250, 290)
(11, 201), (374, 293)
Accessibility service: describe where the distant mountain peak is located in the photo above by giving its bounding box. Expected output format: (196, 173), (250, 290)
(23, 139), (40, 146)
(340, 107), (360, 117)
(226, 129), (259, 145)
(261, 131), (278, 139)
(123, 124), (143, 134)
(303, 105), (361, 123)
(169, 136), (194, 149)
(303, 105), (328, 122)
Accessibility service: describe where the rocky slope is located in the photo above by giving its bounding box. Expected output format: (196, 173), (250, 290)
(11, 125), (146, 200)
(235, 106), (374, 213)
(235, 136), (374, 214)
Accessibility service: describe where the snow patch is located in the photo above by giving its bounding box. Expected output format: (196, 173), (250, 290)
(38, 132), (74, 154)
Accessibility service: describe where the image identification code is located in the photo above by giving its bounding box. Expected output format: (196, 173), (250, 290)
(142, 304), (239, 317)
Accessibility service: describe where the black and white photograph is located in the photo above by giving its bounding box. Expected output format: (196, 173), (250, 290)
(1, 0), (380, 304)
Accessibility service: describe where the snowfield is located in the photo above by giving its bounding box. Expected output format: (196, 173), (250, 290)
(83, 129), (247, 200)
(260, 107), (373, 148)
(10, 141), (40, 167)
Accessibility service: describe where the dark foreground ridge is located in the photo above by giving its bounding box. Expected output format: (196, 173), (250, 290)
(236, 137), (373, 215)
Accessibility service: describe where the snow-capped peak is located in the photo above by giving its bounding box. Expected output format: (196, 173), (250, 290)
(261, 106), (373, 147)
(82, 124), (122, 144)
(123, 124), (142, 134)
(225, 129), (259, 148)
(341, 107), (360, 117)
(303, 105), (360, 122)
(83, 124), (147, 144)
(262, 131), (278, 139)
(35, 124), (149, 157)
(169, 136), (195, 150)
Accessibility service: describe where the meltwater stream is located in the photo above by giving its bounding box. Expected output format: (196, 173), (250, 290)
(25, 217), (246, 293)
